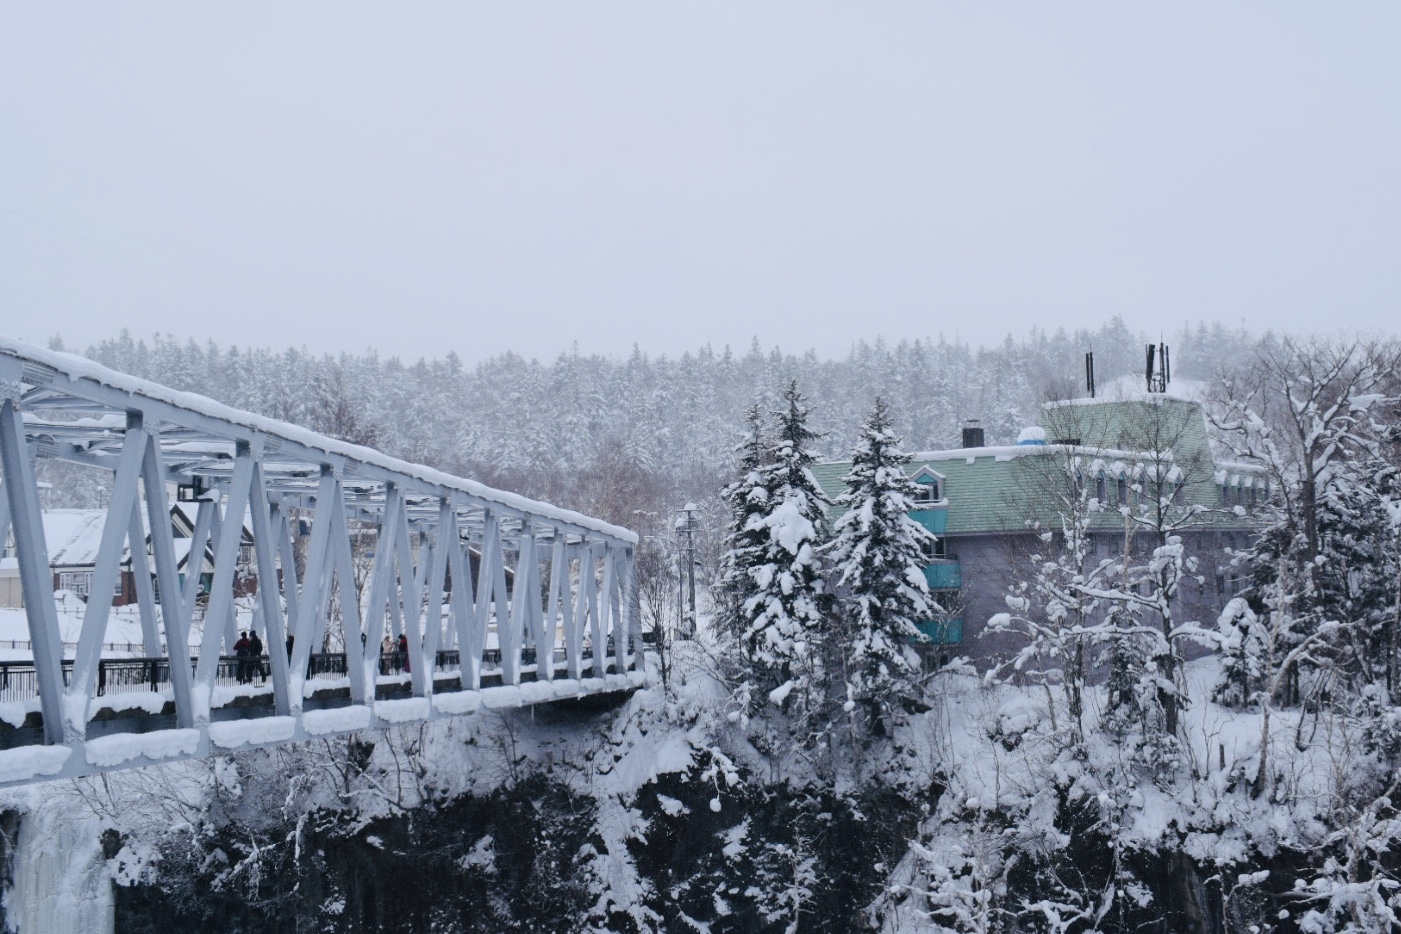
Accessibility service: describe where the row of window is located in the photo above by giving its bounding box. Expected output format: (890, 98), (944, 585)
(1089, 530), (1251, 557)
(913, 471), (1263, 516)
(57, 571), (124, 598)
(1086, 473), (1186, 508)
(1221, 483), (1265, 509)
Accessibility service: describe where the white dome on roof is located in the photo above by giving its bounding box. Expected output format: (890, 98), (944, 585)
(1016, 426), (1046, 445)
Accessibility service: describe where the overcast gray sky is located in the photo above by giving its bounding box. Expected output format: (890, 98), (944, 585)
(2, 4), (1398, 364)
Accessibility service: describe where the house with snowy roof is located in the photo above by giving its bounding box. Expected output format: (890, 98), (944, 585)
(813, 391), (1265, 662)
(0, 505), (254, 609)
(0, 509), (139, 607)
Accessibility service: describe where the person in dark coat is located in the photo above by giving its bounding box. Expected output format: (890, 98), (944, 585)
(247, 630), (264, 683)
(398, 633), (409, 674)
(233, 631), (251, 684)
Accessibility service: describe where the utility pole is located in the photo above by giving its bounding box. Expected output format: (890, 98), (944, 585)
(674, 504), (700, 638)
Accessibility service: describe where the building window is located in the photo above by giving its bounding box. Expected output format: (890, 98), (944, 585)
(913, 481), (940, 505)
(1095, 474), (1107, 503)
(1117, 477), (1127, 506)
(920, 536), (947, 561)
(934, 618), (964, 645)
(59, 571), (92, 596)
(931, 591), (963, 644)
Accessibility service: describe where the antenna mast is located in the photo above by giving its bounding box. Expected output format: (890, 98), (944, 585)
(1146, 342), (1170, 393)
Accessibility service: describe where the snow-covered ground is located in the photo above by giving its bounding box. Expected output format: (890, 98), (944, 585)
(0, 628), (1395, 932)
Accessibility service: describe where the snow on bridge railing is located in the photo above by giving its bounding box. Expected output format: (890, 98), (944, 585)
(0, 337), (644, 787)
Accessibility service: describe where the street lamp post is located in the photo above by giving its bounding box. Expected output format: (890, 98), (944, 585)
(673, 504), (700, 638)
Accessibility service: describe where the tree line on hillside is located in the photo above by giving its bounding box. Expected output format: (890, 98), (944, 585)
(47, 319), (1255, 522)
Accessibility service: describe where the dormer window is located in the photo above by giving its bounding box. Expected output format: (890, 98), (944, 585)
(910, 466), (944, 505)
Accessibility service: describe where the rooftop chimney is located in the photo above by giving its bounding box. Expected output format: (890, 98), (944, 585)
(962, 419), (985, 449)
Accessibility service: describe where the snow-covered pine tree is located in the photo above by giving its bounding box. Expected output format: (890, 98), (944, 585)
(717, 403), (771, 642)
(742, 381), (832, 714)
(1212, 596), (1267, 708)
(828, 397), (934, 730)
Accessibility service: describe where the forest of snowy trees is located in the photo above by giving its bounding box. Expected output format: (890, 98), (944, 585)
(13, 321), (1401, 933)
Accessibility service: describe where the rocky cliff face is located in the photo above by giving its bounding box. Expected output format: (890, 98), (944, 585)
(3, 656), (1390, 933)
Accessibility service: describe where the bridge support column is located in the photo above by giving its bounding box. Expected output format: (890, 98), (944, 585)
(0, 369), (66, 745)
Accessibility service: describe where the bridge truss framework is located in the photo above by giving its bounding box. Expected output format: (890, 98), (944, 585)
(0, 338), (642, 786)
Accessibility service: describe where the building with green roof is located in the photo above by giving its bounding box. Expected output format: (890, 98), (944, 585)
(814, 393), (1264, 661)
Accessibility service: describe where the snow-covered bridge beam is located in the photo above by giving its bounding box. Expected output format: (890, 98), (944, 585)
(0, 338), (645, 788)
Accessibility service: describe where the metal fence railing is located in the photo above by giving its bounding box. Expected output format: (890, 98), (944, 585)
(0, 640), (152, 654)
(0, 643), (639, 708)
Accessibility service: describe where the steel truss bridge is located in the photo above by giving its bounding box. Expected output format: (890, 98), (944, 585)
(0, 338), (642, 787)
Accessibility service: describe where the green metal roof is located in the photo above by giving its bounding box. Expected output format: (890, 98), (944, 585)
(815, 398), (1262, 536)
(1040, 396), (1215, 468)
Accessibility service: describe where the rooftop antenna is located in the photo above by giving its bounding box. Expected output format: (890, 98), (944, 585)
(1146, 342), (1170, 393)
(1085, 351), (1096, 398)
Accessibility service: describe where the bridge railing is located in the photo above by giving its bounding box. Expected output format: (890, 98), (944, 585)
(0, 646), (627, 705)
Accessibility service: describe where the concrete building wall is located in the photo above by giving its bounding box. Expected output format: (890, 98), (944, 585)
(0, 573), (21, 608)
(942, 525), (1253, 668)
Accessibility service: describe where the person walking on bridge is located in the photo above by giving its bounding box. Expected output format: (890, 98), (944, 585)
(248, 630), (264, 684)
(233, 631), (252, 685)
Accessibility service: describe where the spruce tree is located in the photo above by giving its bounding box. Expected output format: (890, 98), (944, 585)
(741, 382), (832, 712)
(717, 403), (771, 641)
(828, 397), (934, 728)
